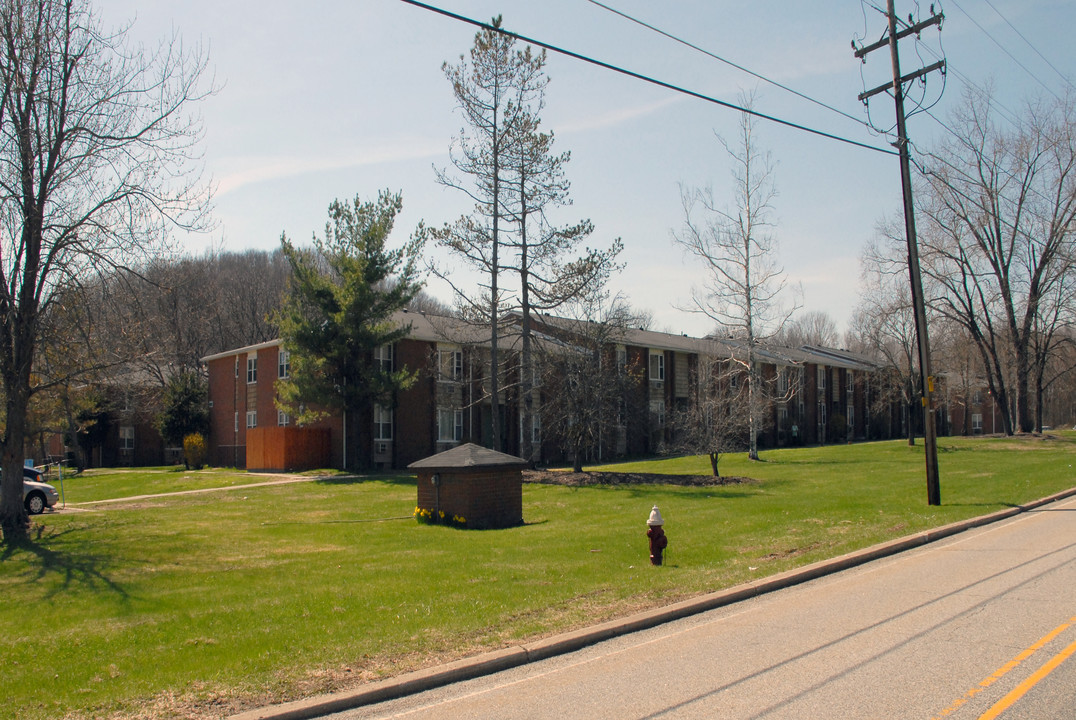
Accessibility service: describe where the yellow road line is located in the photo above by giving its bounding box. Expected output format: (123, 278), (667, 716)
(977, 637), (1076, 720)
(932, 617), (1075, 719)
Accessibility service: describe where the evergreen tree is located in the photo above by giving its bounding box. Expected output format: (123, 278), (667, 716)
(156, 370), (210, 450)
(273, 191), (425, 470)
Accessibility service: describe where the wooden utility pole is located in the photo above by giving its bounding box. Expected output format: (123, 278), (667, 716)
(855, 1), (944, 505)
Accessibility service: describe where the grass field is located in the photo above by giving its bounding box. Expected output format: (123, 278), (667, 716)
(2, 434), (1075, 719)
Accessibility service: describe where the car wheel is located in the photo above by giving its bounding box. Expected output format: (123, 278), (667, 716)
(25, 491), (46, 515)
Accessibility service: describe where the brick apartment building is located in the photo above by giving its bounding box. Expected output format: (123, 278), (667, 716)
(202, 310), (912, 471)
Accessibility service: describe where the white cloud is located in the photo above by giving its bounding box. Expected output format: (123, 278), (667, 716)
(213, 139), (445, 196)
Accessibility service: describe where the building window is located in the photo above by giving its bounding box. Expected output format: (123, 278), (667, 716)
(119, 426), (134, 451)
(277, 410), (290, 427)
(973, 389), (983, 405)
(278, 350), (290, 379)
(777, 368), (788, 395)
(374, 404), (393, 441)
(847, 373), (854, 397)
(972, 413), (983, 433)
(616, 346), (627, 374)
(650, 352), (664, 381)
(246, 411), (257, 428)
(650, 399), (665, 427)
(438, 349), (463, 381)
(847, 404), (855, 431)
(378, 344), (395, 374)
(532, 414), (541, 444)
(438, 408), (463, 442)
(817, 366), (826, 392)
(247, 356), (257, 384)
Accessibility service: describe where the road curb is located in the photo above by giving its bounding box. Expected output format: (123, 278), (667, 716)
(228, 486), (1076, 720)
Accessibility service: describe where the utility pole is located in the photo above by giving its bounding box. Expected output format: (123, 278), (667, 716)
(855, 1), (944, 506)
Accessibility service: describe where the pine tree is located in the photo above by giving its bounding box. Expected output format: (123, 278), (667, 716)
(274, 191), (424, 470)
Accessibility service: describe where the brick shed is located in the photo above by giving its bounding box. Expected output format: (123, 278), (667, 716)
(409, 443), (527, 529)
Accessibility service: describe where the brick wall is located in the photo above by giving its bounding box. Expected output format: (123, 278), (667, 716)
(415, 467), (523, 529)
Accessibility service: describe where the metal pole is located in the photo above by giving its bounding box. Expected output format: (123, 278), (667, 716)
(886, 0), (941, 505)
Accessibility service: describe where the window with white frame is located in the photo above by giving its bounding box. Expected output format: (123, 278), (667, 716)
(119, 426), (134, 451)
(649, 352), (664, 381)
(777, 368), (788, 395)
(438, 348), (463, 381)
(847, 373), (854, 397)
(277, 409), (290, 427)
(847, 404), (855, 431)
(247, 355), (257, 384)
(278, 350), (290, 379)
(531, 415), (541, 444)
(616, 346), (627, 374)
(373, 404), (393, 441)
(972, 413), (983, 433)
(246, 411), (257, 428)
(437, 408), (463, 442)
(375, 344), (393, 374)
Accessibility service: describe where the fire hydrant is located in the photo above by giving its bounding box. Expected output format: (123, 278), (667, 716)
(647, 506), (668, 566)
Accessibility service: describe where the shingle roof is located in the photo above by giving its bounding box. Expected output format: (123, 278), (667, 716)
(407, 442), (528, 470)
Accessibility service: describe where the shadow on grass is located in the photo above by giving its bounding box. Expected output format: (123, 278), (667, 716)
(315, 474), (416, 488)
(1, 526), (129, 600)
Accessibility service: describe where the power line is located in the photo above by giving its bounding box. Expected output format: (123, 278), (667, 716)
(398, 0), (897, 156)
(980, 0), (1075, 94)
(584, 0), (875, 133)
(946, 0), (1061, 101)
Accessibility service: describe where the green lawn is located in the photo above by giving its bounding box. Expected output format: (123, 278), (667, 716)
(3, 434), (1075, 720)
(44, 465), (344, 505)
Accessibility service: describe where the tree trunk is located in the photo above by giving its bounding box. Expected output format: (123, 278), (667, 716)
(709, 452), (720, 477)
(1015, 343), (1033, 433)
(1, 388), (32, 542)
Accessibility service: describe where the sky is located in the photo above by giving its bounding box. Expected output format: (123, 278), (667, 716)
(97, 0), (1076, 338)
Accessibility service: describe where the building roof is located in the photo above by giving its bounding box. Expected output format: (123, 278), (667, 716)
(200, 309), (890, 376)
(407, 442), (528, 470)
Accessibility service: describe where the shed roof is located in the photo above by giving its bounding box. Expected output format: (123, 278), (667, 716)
(407, 443), (528, 470)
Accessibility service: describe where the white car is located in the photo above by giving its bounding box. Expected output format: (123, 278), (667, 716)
(13, 467), (59, 515)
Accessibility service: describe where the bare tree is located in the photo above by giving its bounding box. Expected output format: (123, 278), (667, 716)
(536, 288), (644, 471)
(917, 88), (1076, 435)
(671, 351), (749, 477)
(0, 0), (212, 540)
(431, 17), (545, 452)
(674, 95), (794, 460)
(776, 310), (840, 348)
(502, 111), (622, 461)
(853, 236), (923, 445)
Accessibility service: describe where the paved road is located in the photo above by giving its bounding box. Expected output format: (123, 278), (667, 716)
(325, 496), (1076, 720)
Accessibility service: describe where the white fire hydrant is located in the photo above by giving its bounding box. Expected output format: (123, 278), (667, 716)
(647, 505), (668, 566)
